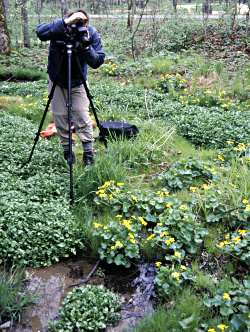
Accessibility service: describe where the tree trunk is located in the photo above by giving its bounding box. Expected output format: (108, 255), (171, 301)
(3, 0), (9, 17)
(127, 0), (135, 31)
(231, 0), (238, 31)
(0, 0), (10, 54)
(60, 0), (68, 16)
(173, 0), (177, 12)
(35, 0), (43, 24)
(21, 0), (30, 47)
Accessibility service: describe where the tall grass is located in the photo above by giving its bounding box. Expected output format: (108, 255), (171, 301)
(133, 288), (209, 332)
(75, 120), (175, 201)
(0, 268), (33, 325)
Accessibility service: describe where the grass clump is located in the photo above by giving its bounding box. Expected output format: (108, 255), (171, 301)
(0, 268), (33, 325)
(0, 67), (46, 81)
(134, 289), (206, 332)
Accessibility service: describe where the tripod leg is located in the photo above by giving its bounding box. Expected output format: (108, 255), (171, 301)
(22, 81), (57, 168)
(66, 44), (74, 206)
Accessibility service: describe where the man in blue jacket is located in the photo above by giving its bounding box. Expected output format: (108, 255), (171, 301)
(36, 10), (105, 165)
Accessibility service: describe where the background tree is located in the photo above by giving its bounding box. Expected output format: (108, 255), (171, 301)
(0, 0), (10, 54)
(3, 0), (9, 17)
(20, 0), (30, 47)
(127, 0), (136, 31)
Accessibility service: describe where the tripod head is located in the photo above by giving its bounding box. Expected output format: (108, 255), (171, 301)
(63, 22), (91, 48)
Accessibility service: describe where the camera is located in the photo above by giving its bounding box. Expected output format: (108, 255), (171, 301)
(68, 21), (90, 47)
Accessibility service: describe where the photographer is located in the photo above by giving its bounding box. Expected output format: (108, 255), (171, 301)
(36, 10), (105, 165)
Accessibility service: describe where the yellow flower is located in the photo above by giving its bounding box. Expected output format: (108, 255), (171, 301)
(232, 236), (241, 244)
(180, 265), (187, 271)
(138, 217), (148, 226)
(174, 251), (181, 259)
(165, 202), (173, 208)
(189, 186), (197, 193)
(223, 292), (231, 301)
(146, 234), (155, 241)
(217, 154), (225, 161)
(171, 272), (180, 281)
(96, 189), (105, 195)
(122, 219), (132, 230)
(235, 143), (246, 151)
(217, 241), (226, 248)
(245, 204), (250, 212)
(217, 324), (228, 331)
(102, 180), (112, 188)
(165, 237), (175, 246)
(242, 199), (248, 205)
(156, 190), (169, 198)
(116, 215), (122, 219)
(202, 183), (210, 190)
(238, 229), (247, 235)
(208, 328), (216, 332)
(160, 231), (169, 238)
(93, 222), (103, 229)
(115, 240), (123, 248)
(117, 182), (124, 186)
(131, 195), (138, 202)
(155, 261), (162, 268)
(224, 233), (230, 239)
(108, 194), (113, 200)
(99, 193), (107, 198)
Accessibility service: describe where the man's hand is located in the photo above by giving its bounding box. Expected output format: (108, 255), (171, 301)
(64, 12), (88, 26)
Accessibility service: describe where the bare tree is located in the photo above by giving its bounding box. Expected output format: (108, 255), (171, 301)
(3, 0), (9, 17)
(127, 0), (136, 31)
(34, 0), (43, 24)
(173, 0), (177, 13)
(131, 0), (149, 59)
(20, 0), (30, 47)
(60, 0), (68, 16)
(0, 0), (10, 53)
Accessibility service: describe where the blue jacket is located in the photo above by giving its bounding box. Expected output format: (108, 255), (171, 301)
(36, 19), (105, 88)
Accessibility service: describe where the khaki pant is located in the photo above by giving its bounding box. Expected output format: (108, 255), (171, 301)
(49, 80), (93, 146)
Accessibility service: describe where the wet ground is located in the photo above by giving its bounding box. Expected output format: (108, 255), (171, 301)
(5, 259), (155, 332)
(10, 259), (94, 332)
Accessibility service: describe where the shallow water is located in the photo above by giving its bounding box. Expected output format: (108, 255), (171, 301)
(8, 260), (155, 332)
(11, 259), (93, 332)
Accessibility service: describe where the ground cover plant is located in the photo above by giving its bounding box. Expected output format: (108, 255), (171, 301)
(0, 9), (250, 331)
(0, 113), (84, 267)
(48, 285), (121, 331)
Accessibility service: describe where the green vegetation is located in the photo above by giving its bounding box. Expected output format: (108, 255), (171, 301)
(0, 114), (84, 267)
(0, 10), (249, 331)
(0, 268), (33, 325)
(48, 285), (121, 331)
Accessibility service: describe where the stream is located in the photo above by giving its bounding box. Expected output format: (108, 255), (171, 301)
(3, 259), (156, 332)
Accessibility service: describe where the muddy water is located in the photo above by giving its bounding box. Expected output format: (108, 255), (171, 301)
(8, 260), (154, 332)
(11, 259), (94, 332)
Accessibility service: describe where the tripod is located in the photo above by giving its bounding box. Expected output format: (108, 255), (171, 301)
(23, 41), (105, 206)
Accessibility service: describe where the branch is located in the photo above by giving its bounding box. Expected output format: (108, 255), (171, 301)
(131, 0), (150, 61)
(68, 260), (100, 288)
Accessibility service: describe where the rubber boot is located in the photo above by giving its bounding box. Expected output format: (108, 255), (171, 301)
(83, 150), (94, 166)
(63, 145), (75, 164)
(82, 141), (94, 166)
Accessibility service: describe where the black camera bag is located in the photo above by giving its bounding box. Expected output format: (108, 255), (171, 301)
(100, 121), (139, 140)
